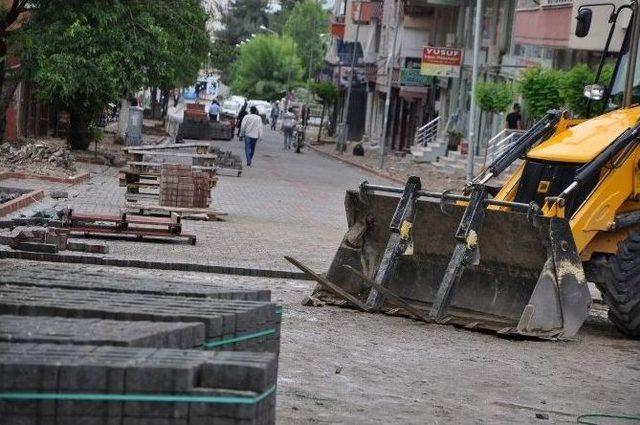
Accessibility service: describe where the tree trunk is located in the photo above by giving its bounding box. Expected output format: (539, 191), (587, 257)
(68, 107), (91, 150)
(116, 97), (130, 141)
(316, 102), (326, 144)
(161, 89), (170, 118)
(0, 33), (10, 142)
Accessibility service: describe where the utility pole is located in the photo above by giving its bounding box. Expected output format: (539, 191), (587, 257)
(378, 0), (401, 169)
(337, 0), (363, 153)
(465, 0), (483, 183)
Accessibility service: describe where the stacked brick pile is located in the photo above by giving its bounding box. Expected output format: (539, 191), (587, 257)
(0, 315), (204, 348)
(160, 164), (211, 208)
(183, 103), (208, 122)
(0, 344), (277, 424)
(0, 263), (281, 424)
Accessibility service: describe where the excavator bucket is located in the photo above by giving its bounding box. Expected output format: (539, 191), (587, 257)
(313, 183), (592, 339)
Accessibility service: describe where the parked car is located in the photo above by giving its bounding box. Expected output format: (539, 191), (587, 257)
(221, 100), (242, 117)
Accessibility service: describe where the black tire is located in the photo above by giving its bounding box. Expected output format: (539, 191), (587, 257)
(601, 231), (640, 338)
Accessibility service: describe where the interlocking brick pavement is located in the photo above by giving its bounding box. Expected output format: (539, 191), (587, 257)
(2, 129), (387, 272)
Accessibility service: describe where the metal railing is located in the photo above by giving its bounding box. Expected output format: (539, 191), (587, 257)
(414, 116), (440, 147)
(483, 129), (525, 166)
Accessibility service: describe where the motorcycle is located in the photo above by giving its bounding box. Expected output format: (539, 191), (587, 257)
(293, 124), (305, 153)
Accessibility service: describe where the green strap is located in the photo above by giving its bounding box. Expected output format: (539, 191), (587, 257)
(0, 385), (276, 405)
(276, 308), (282, 315)
(204, 328), (276, 349)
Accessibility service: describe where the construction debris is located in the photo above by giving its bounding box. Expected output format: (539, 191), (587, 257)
(0, 226), (109, 254)
(0, 138), (77, 175)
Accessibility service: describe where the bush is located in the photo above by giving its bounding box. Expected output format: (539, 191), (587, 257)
(559, 64), (594, 118)
(517, 67), (563, 119)
(475, 81), (513, 113)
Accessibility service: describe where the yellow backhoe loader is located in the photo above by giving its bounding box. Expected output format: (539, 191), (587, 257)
(288, 1), (640, 339)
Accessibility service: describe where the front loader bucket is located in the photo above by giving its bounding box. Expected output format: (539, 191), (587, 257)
(319, 190), (592, 339)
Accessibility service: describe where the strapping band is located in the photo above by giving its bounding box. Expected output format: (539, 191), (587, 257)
(0, 385), (276, 405)
(204, 328), (276, 349)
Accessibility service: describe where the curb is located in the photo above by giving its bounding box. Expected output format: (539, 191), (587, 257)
(0, 189), (45, 217)
(0, 170), (90, 184)
(0, 249), (313, 280)
(307, 145), (405, 185)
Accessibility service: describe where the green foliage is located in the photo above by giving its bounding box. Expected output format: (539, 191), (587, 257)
(215, 0), (269, 46)
(558, 64), (594, 118)
(213, 0), (269, 81)
(210, 40), (238, 83)
(283, 0), (328, 78)
(310, 81), (338, 104)
(474, 81), (513, 113)
(146, 0), (211, 91)
(21, 0), (209, 149)
(231, 34), (303, 100)
(517, 67), (563, 119)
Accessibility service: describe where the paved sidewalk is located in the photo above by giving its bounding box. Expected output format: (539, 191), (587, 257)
(3, 128), (386, 272)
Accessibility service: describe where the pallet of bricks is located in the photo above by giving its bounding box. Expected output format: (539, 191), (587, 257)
(0, 261), (281, 424)
(177, 104), (233, 142)
(160, 164), (211, 209)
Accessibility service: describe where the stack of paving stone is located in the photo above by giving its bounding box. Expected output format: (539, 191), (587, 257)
(0, 263), (281, 424)
(159, 164), (211, 208)
(0, 315), (204, 348)
(0, 343), (277, 424)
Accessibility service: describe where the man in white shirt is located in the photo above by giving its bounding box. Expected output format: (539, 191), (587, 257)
(239, 106), (263, 166)
(281, 107), (296, 149)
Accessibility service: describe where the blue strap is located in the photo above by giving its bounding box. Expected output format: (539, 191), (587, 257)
(0, 385), (276, 405)
(203, 328), (276, 349)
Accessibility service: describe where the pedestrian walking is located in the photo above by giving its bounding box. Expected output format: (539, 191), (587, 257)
(240, 106), (263, 166)
(270, 101), (279, 130)
(208, 99), (220, 122)
(236, 102), (248, 139)
(506, 103), (522, 130)
(281, 107), (296, 150)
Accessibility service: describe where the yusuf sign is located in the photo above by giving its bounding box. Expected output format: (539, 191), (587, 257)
(420, 47), (463, 78)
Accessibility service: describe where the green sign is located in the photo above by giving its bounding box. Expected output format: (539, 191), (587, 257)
(399, 68), (433, 87)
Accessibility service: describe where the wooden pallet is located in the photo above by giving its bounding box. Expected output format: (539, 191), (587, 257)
(123, 202), (226, 221)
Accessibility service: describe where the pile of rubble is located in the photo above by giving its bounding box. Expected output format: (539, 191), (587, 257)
(0, 139), (77, 174)
(208, 146), (244, 172)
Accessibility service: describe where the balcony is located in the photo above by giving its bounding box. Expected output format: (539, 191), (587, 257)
(351, 1), (372, 24)
(331, 15), (346, 39)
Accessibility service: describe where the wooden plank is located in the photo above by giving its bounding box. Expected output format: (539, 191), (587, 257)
(122, 142), (212, 151)
(284, 256), (370, 312)
(126, 151), (217, 159)
(127, 162), (217, 171)
(342, 265), (430, 322)
(124, 202), (224, 215)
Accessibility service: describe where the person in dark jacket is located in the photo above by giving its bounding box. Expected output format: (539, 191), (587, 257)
(236, 102), (248, 140)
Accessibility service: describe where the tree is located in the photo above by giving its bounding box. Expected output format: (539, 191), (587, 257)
(475, 81), (513, 114)
(283, 0), (328, 80)
(558, 64), (594, 118)
(231, 34), (303, 100)
(213, 0), (269, 81)
(475, 81), (513, 145)
(22, 0), (209, 149)
(517, 67), (563, 120)
(310, 81), (338, 143)
(146, 0), (210, 119)
(0, 1), (32, 141)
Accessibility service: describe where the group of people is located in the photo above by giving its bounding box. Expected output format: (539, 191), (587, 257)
(204, 97), (309, 167)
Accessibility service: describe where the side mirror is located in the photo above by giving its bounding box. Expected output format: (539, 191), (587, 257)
(584, 84), (605, 100)
(575, 8), (593, 38)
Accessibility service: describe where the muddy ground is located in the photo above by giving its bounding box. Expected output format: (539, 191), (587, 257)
(7, 261), (637, 424)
